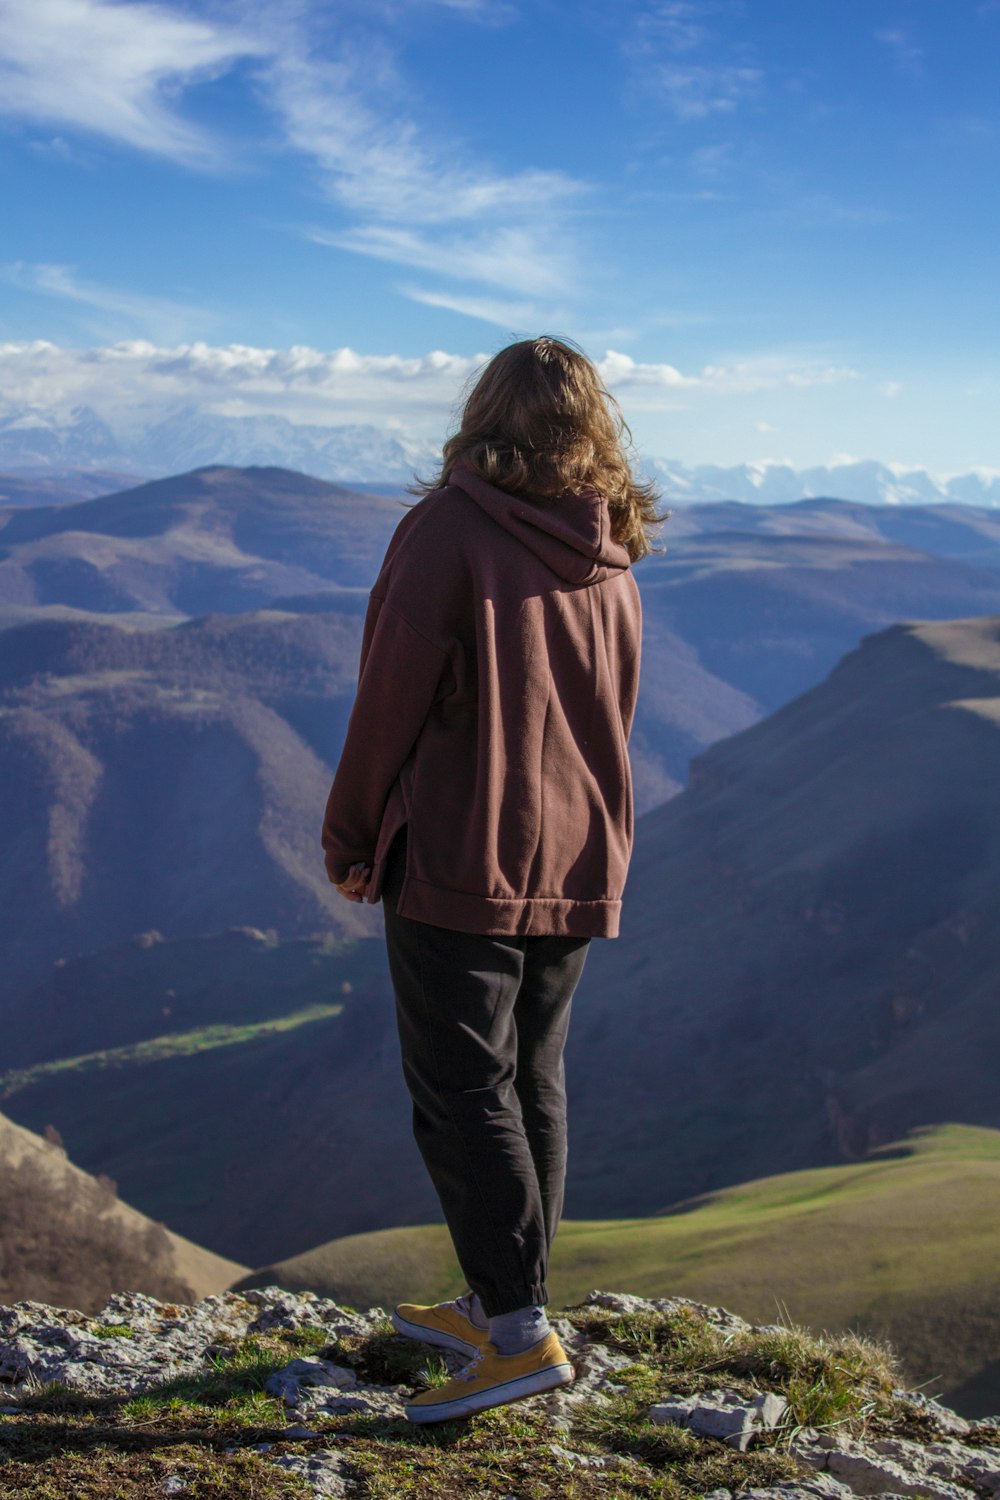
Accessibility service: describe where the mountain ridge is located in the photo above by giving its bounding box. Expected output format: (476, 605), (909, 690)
(2, 402), (999, 502)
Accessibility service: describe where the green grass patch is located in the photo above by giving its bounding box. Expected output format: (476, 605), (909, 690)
(0, 1004), (344, 1097)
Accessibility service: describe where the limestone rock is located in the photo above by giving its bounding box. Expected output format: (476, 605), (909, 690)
(792, 1429), (980, 1500)
(650, 1387), (789, 1451)
(269, 1448), (355, 1498)
(580, 1288), (752, 1335)
(264, 1357), (358, 1403)
(0, 1286), (385, 1398)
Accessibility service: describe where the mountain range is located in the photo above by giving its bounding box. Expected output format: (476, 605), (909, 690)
(2, 463), (999, 1255)
(2, 402), (999, 504)
(5, 467), (1000, 997)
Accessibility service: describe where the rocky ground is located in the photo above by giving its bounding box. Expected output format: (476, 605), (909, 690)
(0, 1285), (997, 1498)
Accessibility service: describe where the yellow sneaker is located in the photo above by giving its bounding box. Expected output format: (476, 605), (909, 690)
(404, 1331), (575, 1424)
(391, 1293), (489, 1356)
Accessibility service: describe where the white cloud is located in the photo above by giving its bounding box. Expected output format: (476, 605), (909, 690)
(880, 380), (903, 398)
(0, 340), (864, 437)
(600, 349), (859, 397)
(0, 262), (214, 342)
(0, 339), (486, 433)
(0, 0), (266, 165)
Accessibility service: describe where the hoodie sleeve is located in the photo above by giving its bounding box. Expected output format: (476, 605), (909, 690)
(320, 590), (450, 885)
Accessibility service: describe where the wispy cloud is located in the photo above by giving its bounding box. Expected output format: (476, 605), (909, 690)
(0, 0), (585, 311)
(875, 27), (924, 80)
(306, 224), (573, 298)
(0, 0), (266, 165)
(256, 18), (585, 303)
(628, 2), (762, 121)
(0, 262), (214, 343)
(401, 286), (544, 330)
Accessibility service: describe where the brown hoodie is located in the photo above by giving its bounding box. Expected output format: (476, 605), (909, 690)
(320, 460), (642, 938)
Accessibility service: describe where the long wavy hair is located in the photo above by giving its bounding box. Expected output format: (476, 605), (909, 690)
(413, 336), (668, 562)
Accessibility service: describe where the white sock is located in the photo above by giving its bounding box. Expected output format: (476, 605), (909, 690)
(488, 1304), (551, 1355)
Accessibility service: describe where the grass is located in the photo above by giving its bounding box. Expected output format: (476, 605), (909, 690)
(0, 1295), (930, 1499)
(251, 1123), (1000, 1414)
(0, 1004), (344, 1098)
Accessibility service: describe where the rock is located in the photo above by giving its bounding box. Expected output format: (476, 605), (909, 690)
(742, 1485), (855, 1500)
(792, 1422), (1000, 1499)
(872, 1435), (1000, 1493)
(269, 1448), (355, 1498)
(292, 1385), (408, 1421)
(282, 1424), (319, 1439)
(650, 1388), (789, 1451)
(0, 1287), (386, 1398)
(534, 1319), (634, 1428)
(579, 1288), (751, 1335)
(160, 1479), (187, 1495)
(264, 1358), (358, 1403)
(241, 1287), (386, 1342)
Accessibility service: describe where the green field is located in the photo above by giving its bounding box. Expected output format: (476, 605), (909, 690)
(235, 1123), (1000, 1418)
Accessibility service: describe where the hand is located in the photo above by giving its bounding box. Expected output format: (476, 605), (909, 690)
(336, 862), (371, 903)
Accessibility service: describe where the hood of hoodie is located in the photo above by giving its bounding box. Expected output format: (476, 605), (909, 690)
(448, 460), (632, 586)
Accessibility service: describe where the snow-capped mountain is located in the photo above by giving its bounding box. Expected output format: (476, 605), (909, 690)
(1, 402), (998, 505)
(0, 405), (439, 486)
(645, 458), (1000, 508)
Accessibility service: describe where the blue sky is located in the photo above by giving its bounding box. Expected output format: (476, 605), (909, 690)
(1, 0), (999, 471)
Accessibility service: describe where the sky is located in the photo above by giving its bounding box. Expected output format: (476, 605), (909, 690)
(1, 0), (999, 473)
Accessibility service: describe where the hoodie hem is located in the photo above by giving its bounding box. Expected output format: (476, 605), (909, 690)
(393, 877), (620, 939)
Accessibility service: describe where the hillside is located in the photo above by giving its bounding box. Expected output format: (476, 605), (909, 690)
(0, 464), (403, 612)
(233, 1124), (1000, 1418)
(0, 604), (383, 998)
(565, 613), (1000, 1215)
(0, 1110), (246, 1313)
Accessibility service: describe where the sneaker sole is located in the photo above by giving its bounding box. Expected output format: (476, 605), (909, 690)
(404, 1361), (575, 1424)
(391, 1309), (482, 1357)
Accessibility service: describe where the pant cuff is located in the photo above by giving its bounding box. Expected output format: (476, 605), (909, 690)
(478, 1282), (548, 1318)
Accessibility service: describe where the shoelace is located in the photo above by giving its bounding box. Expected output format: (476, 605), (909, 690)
(454, 1348), (486, 1384)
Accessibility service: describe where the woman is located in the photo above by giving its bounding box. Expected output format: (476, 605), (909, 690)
(320, 335), (662, 1424)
